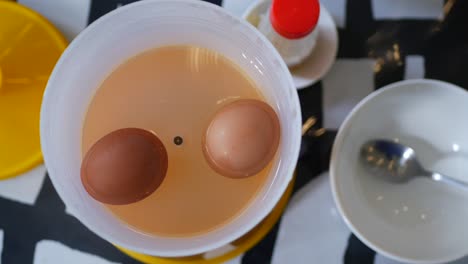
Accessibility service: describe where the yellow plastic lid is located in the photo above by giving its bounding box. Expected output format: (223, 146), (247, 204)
(0, 1), (67, 179)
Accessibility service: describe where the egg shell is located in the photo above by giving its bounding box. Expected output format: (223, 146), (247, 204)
(203, 99), (280, 178)
(81, 128), (168, 205)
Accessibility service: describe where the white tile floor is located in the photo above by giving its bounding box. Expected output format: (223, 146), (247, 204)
(33, 240), (120, 264)
(404, 55), (425, 80)
(272, 173), (351, 264)
(371, 0), (444, 20)
(19, 0), (90, 41)
(222, 0), (255, 17)
(0, 165), (46, 205)
(320, 0), (347, 28)
(322, 59), (376, 130)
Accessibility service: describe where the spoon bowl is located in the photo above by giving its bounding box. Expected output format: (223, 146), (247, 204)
(360, 139), (468, 189)
(360, 140), (419, 183)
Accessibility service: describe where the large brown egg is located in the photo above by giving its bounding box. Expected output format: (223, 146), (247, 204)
(203, 99), (280, 178)
(81, 128), (168, 205)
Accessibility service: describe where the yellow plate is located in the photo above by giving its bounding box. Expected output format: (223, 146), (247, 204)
(0, 1), (67, 179)
(117, 173), (295, 264)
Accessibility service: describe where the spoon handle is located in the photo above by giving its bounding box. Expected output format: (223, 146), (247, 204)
(429, 172), (468, 189)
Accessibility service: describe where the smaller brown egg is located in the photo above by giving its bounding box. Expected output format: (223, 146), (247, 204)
(81, 128), (168, 205)
(203, 99), (280, 178)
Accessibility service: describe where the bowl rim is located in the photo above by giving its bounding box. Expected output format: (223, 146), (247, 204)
(330, 78), (468, 264)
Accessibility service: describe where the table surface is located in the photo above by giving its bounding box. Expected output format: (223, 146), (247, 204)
(1, 0), (468, 263)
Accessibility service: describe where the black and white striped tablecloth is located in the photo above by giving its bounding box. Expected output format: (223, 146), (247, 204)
(1, 0), (468, 263)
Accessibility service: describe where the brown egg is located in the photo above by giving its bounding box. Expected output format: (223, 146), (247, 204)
(81, 128), (168, 205)
(203, 99), (280, 178)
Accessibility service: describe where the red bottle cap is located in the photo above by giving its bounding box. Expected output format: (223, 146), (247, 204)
(270, 0), (320, 39)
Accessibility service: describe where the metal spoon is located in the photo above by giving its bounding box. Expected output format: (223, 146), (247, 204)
(360, 139), (468, 189)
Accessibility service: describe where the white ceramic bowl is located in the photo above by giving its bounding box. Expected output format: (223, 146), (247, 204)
(331, 79), (468, 263)
(40, 0), (301, 258)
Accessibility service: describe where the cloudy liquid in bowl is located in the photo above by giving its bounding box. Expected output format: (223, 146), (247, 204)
(81, 46), (273, 237)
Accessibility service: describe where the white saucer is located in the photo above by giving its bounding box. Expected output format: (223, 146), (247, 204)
(243, 0), (339, 89)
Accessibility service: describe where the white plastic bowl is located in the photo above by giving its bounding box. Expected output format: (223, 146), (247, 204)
(40, 0), (301, 257)
(331, 79), (468, 263)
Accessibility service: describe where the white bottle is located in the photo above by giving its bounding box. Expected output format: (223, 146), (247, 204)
(258, 0), (320, 67)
